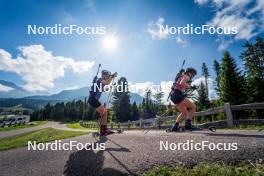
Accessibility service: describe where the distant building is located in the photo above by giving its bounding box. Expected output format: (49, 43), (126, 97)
(4, 115), (30, 123)
(0, 112), (12, 115)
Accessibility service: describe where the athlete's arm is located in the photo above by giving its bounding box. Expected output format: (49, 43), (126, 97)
(102, 77), (113, 85)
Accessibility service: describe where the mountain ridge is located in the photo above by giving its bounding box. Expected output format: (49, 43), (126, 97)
(0, 80), (143, 110)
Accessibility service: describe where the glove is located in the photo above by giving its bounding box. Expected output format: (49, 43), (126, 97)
(112, 72), (118, 78)
(190, 85), (197, 90)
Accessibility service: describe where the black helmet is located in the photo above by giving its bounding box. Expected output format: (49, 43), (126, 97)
(101, 70), (111, 77)
(186, 67), (197, 76)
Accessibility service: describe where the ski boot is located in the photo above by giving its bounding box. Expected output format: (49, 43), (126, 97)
(100, 125), (115, 136)
(166, 123), (180, 132)
(185, 119), (202, 131)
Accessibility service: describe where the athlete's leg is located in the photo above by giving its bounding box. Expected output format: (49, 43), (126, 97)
(175, 103), (188, 123)
(96, 106), (113, 135)
(180, 98), (199, 130)
(180, 98), (196, 120)
(171, 102), (187, 131)
(96, 105), (107, 124)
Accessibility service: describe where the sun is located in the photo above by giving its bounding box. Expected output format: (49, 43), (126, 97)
(102, 36), (118, 51)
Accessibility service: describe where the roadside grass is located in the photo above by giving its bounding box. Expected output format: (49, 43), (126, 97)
(0, 127), (88, 151)
(144, 162), (264, 176)
(66, 122), (98, 130)
(67, 121), (137, 130)
(0, 121), (47, 132)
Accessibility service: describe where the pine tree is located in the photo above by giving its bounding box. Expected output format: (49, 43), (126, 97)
(153, 91), (164, 105)
(218, 51), (247, 105)
(153, 91), (166, 115)
(213, 60), (221, 95)
(196, 82), (210, 111)
(131, 101), (140, 121)
(112, 77), (131, 122)
(142, 90), (157, 119)
(43, 103), (51, 120)
(241, 37), (264, 102)
(202, 62), (209, 98)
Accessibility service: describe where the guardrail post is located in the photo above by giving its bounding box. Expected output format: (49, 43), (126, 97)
(128, 120), (131, 129)
(224, 102), (233, 127)
(157, 118), (161, 129)
(139, 118), (143, 129)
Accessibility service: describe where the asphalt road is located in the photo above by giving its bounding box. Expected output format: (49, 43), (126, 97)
(1, 130), (264, 176)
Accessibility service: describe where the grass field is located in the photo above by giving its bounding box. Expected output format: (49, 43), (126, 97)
(0, 127), (88, 151)
(67, 121), (136, 130)
(144, 162), (264, 176)
(0, 121), (47, 132)
(66, 122), (98, 130)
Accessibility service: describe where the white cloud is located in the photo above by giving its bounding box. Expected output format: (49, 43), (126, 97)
(0, 84), (14, 92)
(147, 17), (189, 47)
(194, 0), (209, 6)
(216, 37), (233, 51)
(62, 12), (76, 24)
(84, 0), (97, 14)
(0, 45), (95, 92)
(176, 36), (188, 47)
(147, 16), (169, 39)
(210, 12), (257, 40)
(194, 0), (264, 49)
(213, 0), (225, 8)
(64, 85), (80, 90)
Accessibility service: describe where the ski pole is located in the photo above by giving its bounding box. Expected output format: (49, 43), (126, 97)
(92, 64), (101, 84)
(105, 77), (116, 109)
(181, 60), (186, 70)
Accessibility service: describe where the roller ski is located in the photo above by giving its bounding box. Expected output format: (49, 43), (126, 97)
(166, 119), (216, 132)
(166, 126), (216, 132)
(92, 126), (124, 138)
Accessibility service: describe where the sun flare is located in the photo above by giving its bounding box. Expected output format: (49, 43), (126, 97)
(103, 36), (118, 50)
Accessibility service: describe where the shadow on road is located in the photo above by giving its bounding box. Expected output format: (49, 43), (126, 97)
(63, 136), (134, 176)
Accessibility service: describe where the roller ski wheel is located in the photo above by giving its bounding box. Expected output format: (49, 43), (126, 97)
(165, 128), (171, 132)
(92, 132), (100, 138)
(188, 126), (216, 132)
(208, 126), (216, 132)
(116, 128), (124, 134)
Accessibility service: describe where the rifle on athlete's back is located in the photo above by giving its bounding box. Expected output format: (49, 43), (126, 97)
(167, 60), (186, 101)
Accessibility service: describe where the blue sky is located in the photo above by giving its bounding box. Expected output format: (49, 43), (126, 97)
(0, 0), (263, 97)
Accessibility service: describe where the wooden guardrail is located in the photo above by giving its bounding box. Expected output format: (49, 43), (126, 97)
(118, 102), (264, 129)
